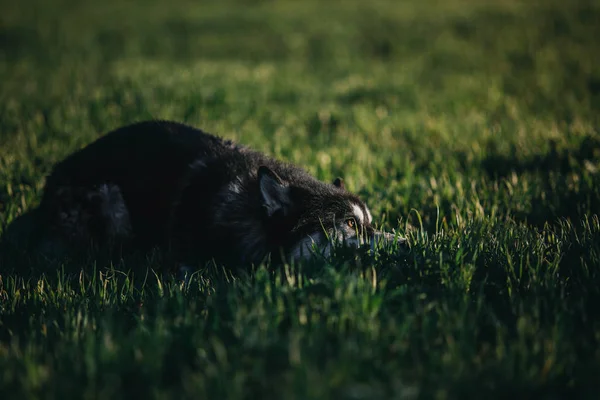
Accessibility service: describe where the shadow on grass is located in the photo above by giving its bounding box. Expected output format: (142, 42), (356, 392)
(481, 136), (600, 227)
(481, 136), (600, 179)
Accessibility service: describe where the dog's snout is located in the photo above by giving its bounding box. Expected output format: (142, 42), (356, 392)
(370, 230), (408, 249)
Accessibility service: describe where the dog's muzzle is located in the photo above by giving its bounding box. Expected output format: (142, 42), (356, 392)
(369, 230), (407, 250)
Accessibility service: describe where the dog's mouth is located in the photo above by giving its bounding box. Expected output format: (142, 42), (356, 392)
(346, 230), (408, 253)
(370, 230), (407, 248)
(289, 229), (408, 262)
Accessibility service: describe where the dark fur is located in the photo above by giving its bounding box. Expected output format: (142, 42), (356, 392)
(29, 120), (384, 266)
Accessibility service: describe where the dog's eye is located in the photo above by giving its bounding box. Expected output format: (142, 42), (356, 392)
(346, 218), (356, 229)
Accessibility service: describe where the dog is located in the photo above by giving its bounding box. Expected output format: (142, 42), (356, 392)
(6, 120), (406, 267)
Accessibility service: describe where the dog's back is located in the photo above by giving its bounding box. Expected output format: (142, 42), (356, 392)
(39, 120), (240, 250)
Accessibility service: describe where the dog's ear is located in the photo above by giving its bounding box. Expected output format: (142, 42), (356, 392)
(333, 177), (345, 190)
(258, 166), (291, 217)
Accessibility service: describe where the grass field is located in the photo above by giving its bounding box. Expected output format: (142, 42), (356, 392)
(1, 0), (600, 398)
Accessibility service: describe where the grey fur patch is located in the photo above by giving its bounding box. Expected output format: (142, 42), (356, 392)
(227, 177), (244, 196)
(52, 183), (131, 243)
(96, 183), (132, 238)
(290, 232), (328, 261)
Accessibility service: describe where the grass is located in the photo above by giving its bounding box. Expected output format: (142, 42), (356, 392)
(1, 0), (600, 398)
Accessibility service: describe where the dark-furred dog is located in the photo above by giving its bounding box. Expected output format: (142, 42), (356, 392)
(5, 120), (406, 267)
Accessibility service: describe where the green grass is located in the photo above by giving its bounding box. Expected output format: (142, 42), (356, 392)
(1, 0), (600, 398)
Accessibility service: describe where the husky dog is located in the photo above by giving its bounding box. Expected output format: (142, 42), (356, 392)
(11, 120), (405, 266)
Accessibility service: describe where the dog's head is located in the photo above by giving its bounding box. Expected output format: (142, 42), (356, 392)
(257, 166), (406, 262)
